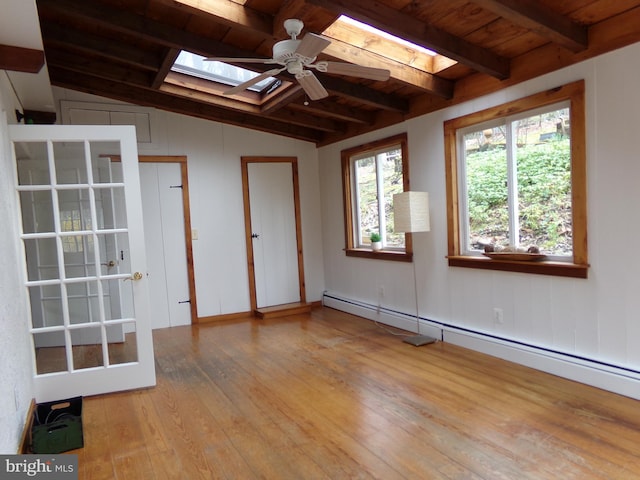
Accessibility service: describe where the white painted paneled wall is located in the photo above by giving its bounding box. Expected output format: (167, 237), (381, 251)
(319, 42), (640, 397)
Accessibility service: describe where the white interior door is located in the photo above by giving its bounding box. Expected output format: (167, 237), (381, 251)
(10, 124), (155, 402)
(139, 162), (191, 329)
(248, 162), (300, 308)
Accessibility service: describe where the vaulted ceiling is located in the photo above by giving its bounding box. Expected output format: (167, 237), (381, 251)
(33, 0), (640, 145)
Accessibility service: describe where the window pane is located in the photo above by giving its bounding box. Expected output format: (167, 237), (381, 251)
(19, 190), (54, 234)
(90, 141), (123, 183)
(15, 142), (50, 185)
(29, 284), (64, 328)
(95, 186), (128, 230)
(380, 148), (405, 248)
(54, 141), (88, 184)
(172, 51), (276, 92)
(463, 128), (509, 250)
(355, 155), (378, 246)
(515, 108), (571, 255)
(24, 237), (59, 281)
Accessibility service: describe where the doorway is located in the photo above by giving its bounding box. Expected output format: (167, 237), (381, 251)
(241, 157), (306, 312)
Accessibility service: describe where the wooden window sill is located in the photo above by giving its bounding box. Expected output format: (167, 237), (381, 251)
(447, 255), (588, 278)
(345, 248), (413, 262)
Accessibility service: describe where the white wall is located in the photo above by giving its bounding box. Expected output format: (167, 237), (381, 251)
(53, 88), (325, 318)
(0, 73), (36, 453)
(0, 0), (50, 453)
(319, 42), (640, 387)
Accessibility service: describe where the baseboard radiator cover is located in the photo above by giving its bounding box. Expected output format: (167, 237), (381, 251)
(322, 292), (640, 401)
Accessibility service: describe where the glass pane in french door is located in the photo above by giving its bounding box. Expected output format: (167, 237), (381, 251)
(107, 322), (138, 365)
(54, 142), (87, 184)
(33, 330), (67, 374)
(91, 141), (124, 183)
(71, 326), (104, 370)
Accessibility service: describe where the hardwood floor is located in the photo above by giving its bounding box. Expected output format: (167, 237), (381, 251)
(71, 308), (640, 479)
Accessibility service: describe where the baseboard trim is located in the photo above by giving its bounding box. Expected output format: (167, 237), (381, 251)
(323, 292), (640, 400)
(322, 293), (443, 340)
(18, 399), (36, 454)
(197, 301), (322, 324)
(196, 311), (254, 324)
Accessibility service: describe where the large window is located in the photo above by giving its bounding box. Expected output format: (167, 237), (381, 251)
(341, 134), (412, 261)
(444, 81), (588, 278)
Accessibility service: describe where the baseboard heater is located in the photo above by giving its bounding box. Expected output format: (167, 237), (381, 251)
(322, 292), (640, 400)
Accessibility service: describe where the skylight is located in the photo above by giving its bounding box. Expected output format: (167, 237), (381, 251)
(338, 16), (437, 57)
(171, 51), (277, 93)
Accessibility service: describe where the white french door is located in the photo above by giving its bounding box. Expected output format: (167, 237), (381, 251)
(10, 124), (155, 402)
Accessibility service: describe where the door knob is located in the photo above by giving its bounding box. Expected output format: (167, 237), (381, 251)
(125, 272), (144, 281)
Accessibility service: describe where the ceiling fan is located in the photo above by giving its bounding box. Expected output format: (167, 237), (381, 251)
(206, 19), (391, 100)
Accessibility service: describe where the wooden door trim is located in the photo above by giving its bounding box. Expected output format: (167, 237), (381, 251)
(137, 156), (198, 324)
(241, 156), (307, 312)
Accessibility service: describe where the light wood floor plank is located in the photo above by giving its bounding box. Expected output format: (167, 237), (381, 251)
(71, 308), (640, 479)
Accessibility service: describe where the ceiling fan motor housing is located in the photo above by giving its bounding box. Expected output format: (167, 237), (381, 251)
(273, 39), (302, 63)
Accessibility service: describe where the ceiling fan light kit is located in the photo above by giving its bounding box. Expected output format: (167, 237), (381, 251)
(206, 19), (391, 101)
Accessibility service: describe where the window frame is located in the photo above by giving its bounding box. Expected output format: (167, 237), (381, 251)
(341, 133), (413, 262)
(443, 80), (588, 278)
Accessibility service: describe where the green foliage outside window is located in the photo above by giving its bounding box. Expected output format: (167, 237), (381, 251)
(466, 137), (571, 254)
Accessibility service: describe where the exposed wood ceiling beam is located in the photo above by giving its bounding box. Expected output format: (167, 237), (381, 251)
(39, 22), (161, 72)
(260, 85), (304, 115)
(48, 66), (323, 143)
(304, 0), (510, 79)
(318, 74), (408, 112)
(268, 108), (343, 132)
(471, 0), (588, 52)
(0, 44), (44, 73)
(152, 48), (181, 89)
(154, 0), (273, 36)
(45, 49), (155, 86)
(163, 80), (339, 131)
(163, 73), (260, 110)
(288, 99), (372, 124)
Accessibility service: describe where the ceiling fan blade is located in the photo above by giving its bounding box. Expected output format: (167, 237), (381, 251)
(224, 67), (284, 96)
(205, 57), (276, 64)
(323, 61), (391, 81)
(295, 70), (328, 100)
(295, 33), (331, 60)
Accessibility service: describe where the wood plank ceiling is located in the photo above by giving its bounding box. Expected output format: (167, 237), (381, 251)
(33, 0), (640, 145)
